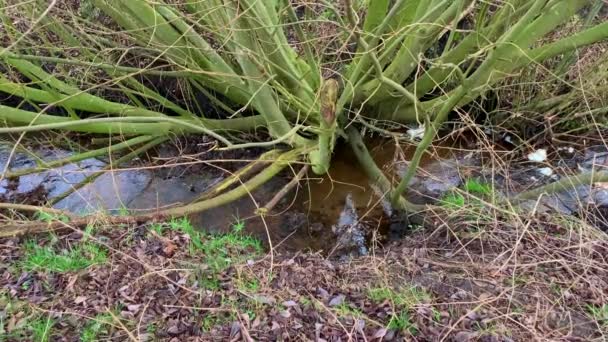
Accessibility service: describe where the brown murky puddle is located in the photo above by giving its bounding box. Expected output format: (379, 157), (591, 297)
(0, 137), (464, 254)
(181, 138), (461, 253)
(295, 139), (457, 225)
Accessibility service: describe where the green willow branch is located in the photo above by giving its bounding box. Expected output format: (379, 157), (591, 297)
(0, 203), (72, 218)
(0, 104), (265, 135)
(512, 171), (608, 203)
(347, 127), (424, 213)
(391, 67), (467, 205)
(375, 1), (607, 123)
(0, 116), (231, 146)
(310, 79), (338, 174)
(191, 149), (283, 203)
(218, 125), (305, 151)
(0, 148), (306, 237)
(3, 135), (154, 178)
(161, 147), (308, 217)
(2, 52), (207, 77)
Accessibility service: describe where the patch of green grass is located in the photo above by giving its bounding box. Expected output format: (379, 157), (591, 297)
(464, 179), (492, 195)
(202, 233), (262, 271)
(22, 239), (107, 273)
(34, 210), (69, 223)
(587, 304), (608, 326)
(146, 323), (157, 335)
(117, 206), (130, 216)
(168, 217), (262, 271)
(430, 307), (442, 323)
(368, 286), (430, 308)
(200, 314), (225, 332)
(199, 274), (221, 290)
(160, 218), (264, 292)
(387, 311), (417, 334)
(79, 0), (102, 20)
(300, 296), (311, 305)
(150, 223), (165, 236)
(231, 218), (245, 233)
(80, 313), (113, 342)
(236, 277), (260, 293)
(83, 224), (97, 238)
(30, 316), (54, 342)
(440, 192), (465, 209)
(169, 217), (204, 253)
(334, 303), (363, 319)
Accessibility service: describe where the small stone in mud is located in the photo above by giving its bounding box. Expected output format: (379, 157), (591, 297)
(331, 194), (368, 258)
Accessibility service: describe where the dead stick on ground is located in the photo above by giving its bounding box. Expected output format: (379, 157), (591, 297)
(0, 203), (73, 218)
(257, 165), (309, 214)
(0, 213), (163, 238)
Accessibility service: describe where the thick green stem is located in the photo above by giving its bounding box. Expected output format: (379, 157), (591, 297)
(337, 0), (409, 113)
(512, 171), (608, 202)
(2, 52), (203, 77)
(374, 1), (607, 123)
(161, 148), (306, 217)
(4, 135), (154, 178)
(347, 127), (424, 213)
(281, 0), (320, 89)
(391, 69), (467, 205)
(0, 116), (227, 145)
(191, 149), (283, 203)
(358, 0), (465, 104)
(310, 79), (338, 174)
(0, 104), (265, 135)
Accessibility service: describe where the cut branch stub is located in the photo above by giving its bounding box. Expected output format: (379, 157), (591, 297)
(310, 79), (339, 175)
(320, 79), (339, 125)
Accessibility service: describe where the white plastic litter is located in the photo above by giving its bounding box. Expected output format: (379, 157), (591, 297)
(538, 167), (553, 177)
(527, 149), (547, 163)
(407, 124), (425, 141)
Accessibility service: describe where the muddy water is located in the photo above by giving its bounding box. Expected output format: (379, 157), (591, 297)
(0, 138), (465, 253)
(294, 139), (458, 226)
(3, 137), (608, 253)
(163, 139), (463, 254)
